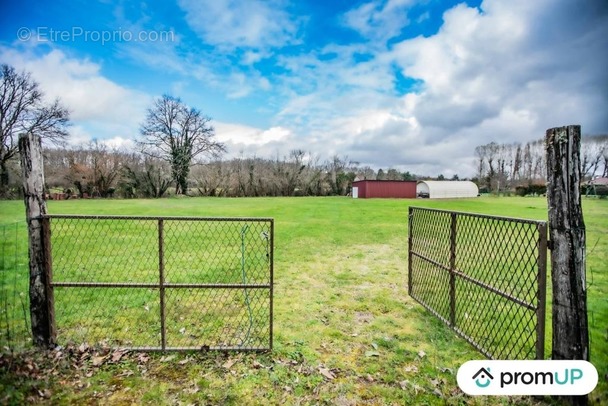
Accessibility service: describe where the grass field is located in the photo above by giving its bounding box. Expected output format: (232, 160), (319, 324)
(1, 196), (606, 404)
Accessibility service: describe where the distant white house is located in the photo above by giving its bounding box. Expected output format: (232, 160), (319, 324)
(416, 180), (479, 199)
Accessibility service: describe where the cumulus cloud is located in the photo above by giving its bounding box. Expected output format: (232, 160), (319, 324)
(0, 44), (151, 144)
(390, 0), (608, 142)
(177, 0), (303, 50)
(215, 122), (290, 146)
(342, 0), (415, 41)
(2, 0), (606, 179)
(270, 0), (608, 176)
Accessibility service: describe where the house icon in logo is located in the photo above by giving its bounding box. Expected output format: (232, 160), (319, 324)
(472, 367), (494, 388)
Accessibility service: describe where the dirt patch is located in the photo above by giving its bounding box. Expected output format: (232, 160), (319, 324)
(354, 312), (374, 324)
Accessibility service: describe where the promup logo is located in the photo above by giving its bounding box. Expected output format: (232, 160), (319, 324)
(457, 360), (598, 396)
(472, 367), (494, 388)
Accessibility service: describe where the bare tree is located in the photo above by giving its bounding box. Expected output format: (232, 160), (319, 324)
(0, 64), (69, 196)
(137, 95), (226, 195)
(580, 134), (607, 180)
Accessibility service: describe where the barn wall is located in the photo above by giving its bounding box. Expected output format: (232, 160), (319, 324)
(352, 181), (416, 198)
(358, 181), (367, 198)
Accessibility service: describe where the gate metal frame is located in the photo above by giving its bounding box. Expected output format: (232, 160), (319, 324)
(407, 207), (547, 360)
(42, 215), (274, 352)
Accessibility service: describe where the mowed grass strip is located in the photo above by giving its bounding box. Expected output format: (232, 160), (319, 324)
(0, 196), (606, 404)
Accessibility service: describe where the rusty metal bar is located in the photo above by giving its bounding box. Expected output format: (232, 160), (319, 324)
(269, 219), (274, 350)
(127, 346), (270, 352)
(536, 222), (548, 360)
(410, 251), (452, 274)
(41, 216), (57, 343)
(410, 228), (539, 310)
(158, 219), (166, 350)
(452, 270), (536, 311)
(407, 207), (413, 295)
(51, 282), (271, 289)
(42, 214), (273, 222)
(409, 206), (546, 225)
(449, 212), (457, 327)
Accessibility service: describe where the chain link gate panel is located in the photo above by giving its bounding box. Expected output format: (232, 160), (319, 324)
(44, 215), (273, 351)
(408, 207), (547, 360)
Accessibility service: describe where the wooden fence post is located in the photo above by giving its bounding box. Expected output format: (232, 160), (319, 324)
(18, 133), (56, 348)
(545, 125), (588, 404)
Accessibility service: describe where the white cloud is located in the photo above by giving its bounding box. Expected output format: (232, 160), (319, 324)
(212, 122), (298, 159)
(389, 0), (608, 142)
(215, 122), (290, 146)
(275, 0), (608, 176)
(1, 44), (152, 144)
(101, 136), (136, 150)
(2, 0), (606, 179)
(342, 0), (415, 41)
(177, 0), (303, 50)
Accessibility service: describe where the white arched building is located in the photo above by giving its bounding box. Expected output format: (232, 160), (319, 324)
(416, 181), (479, 199)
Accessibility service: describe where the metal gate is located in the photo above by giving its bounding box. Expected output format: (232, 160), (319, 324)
(44, 215), (273, 351)
(408, 207), (547, 360)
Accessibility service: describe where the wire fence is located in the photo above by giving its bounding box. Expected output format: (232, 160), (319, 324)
(408, 207), (547, 360)
(45, 215), (274, 351)
(0, 222), (32, 350)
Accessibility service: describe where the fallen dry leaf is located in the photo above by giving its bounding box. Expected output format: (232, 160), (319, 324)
(92, 355), (107, 367)
(404, 365), (418, 373)
(222, 358), (237, 369)
(318, 367), (335, 380)
(111, 349), (128, 362)
(160, 355), (176, 363)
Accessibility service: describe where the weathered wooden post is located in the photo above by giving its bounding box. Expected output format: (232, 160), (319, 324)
(545, 125), (588, 404)
(18, 132), (56, 347)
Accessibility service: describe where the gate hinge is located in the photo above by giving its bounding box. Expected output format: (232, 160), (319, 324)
(547, 240), (553, 250)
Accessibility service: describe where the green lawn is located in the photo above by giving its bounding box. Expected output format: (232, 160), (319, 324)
(1, 196), (606, 404)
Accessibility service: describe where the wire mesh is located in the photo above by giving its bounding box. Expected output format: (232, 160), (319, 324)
(46, 215), (273, 351)
(408, 207), (547, 360)
(0, 222), (32, 349)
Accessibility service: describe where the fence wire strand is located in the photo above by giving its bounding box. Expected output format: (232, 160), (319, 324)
(0, 222), (31, 350)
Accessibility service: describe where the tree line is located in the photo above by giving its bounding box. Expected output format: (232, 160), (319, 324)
(36, 145), (425, 198)
(0, 64), (422, 199)
(3, 63), (607, 199)
(474, 135), (608, 194)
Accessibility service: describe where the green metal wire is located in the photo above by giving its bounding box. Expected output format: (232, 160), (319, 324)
(240, 225), (253, 345)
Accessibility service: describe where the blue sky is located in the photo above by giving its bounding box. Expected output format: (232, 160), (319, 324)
(1, 0), (607, 177)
